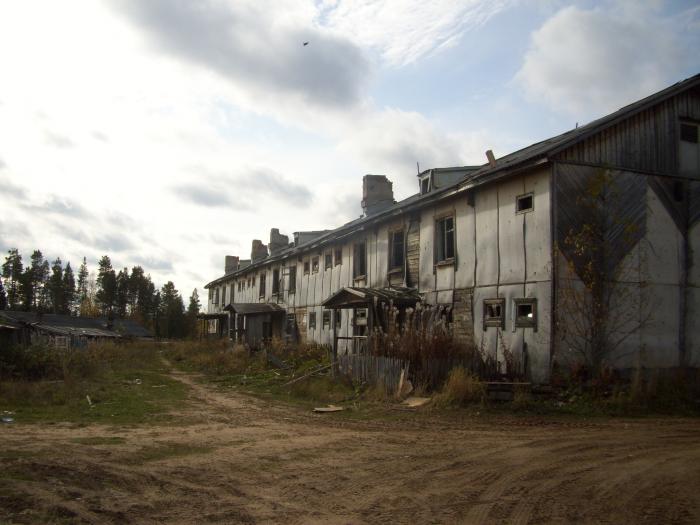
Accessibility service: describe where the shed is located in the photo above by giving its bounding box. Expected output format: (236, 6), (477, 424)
(224, 303), (286, 348)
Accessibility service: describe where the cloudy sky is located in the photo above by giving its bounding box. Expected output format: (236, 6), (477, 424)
(1, 0), (698, 299)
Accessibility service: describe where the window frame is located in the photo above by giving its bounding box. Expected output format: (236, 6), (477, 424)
(516, 192), (534, 214)
(309, 312), (317, 330)
(513, 298), (538, 331)
(303, 259), (310, 275)
(334, 247), (342, 266)
(679, 119), (700, 178)
(311, 256), (320, 273)
(483, 298), (505, 330)
(435, 215), (455, 265)
(287, 265), (297, 294)
(325, 253), (333, 271)
(388, 228), (405, 273)
(272, 268), (280, 295)
(353, 240), (367, 279)
(334, 309), (342, 330)
(322, 310), (331, 329)
(259, 273), (266, 298)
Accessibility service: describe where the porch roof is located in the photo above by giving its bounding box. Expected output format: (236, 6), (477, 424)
(224, 303), (286, 316)
(321, 287), (421, 309)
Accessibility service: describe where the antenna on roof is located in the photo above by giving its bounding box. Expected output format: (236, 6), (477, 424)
(416, 161), (420, 174)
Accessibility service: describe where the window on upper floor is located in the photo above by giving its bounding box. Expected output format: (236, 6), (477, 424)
(680, 121), (700, 178)
(325, 253), (333, 270)
(220, 286), (226, 307)
(388, 229), (405, 272)
(516, 193), (534, 214)
(288, 265), (297, 293)
(323, 310), (331, 328)
(335, 247), (342, 266)
(303, 259), (310, 275)
(420, 173), (431, 194)
(312, 256), (320, 273)
(259, 274), (266, 298)
(353, 241), (366, 279)
(435, 216), (455, 263)
(272, 268), (280, 295)
(309, 312), (317, 329)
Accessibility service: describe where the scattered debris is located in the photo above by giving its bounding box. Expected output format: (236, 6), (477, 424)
(1, 417), (14, 424)
(313, 405), (344, 413)
(283, 363), (333, 387)
(402, 397), (431, 408)
(86, 395), (94, 407)
(396, 368), (413, 399)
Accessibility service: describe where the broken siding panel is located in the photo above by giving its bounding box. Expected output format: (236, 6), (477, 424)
(498, 178), (526, 285)
(455, 196), (476, 289)
(406, 215), (420, 288)
(524, 167), (552, 282)
(475, 186), (499, 287)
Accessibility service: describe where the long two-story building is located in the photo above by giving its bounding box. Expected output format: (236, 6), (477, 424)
(203, 74), (700, 384)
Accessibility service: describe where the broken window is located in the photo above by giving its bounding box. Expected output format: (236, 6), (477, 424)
(334, 309), (342, 330)
(389, 229), (404, 272)
(514, 298), (537, 331)
(303, 259), (310, 275)
(435, 216), (455, 263)
(325, 253), (333, 270)
(309, 312), (317, 329)
(483, 298), (505, 330)
(312, 256), (320, 273)
(259, 274), (266, 298)
(272, 268), (280, 295)
(323, 310), (331, 328)
(680, 121), (700, 177)
(335, 248), (342, 266)
(288, 265), (297, 293)
(220, 286), (226, 307)
(516, 193), (534, 214)
(353, 241), (366, 279)
(420, 174), (431, 194)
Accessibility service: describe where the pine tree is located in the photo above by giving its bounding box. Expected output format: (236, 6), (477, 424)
(186, 289), (201, 338)
(21, 250), (49, 311)
(48, 258), (64, 314)
(63, 262), (76, 315)
(37, 259), (50, 311)
(95, 255), (117, 316)
(76, 257), (89, 306)
(159, 281), (185, 339)
(1, 248), (23, 309)
(0, 279), (7, 310)
(115, 268), (130, 318)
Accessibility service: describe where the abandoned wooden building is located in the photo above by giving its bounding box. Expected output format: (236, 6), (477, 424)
(203, 74), (700, 383)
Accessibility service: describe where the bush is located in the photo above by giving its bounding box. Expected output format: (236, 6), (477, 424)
(434, 366), (485, 407)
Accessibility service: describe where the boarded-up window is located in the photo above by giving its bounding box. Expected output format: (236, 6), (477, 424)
(353, 241), (366, 278)
(272, 268), (280, 294)
(288, 265), (297, 293)
(435, 216), (455, 263)
(483, 298), (505, 330)
(389, 229), (404, 271)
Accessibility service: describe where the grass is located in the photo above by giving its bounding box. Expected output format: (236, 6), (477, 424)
(0, 342), (189, 425)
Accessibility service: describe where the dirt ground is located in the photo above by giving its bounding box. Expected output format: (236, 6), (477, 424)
(2, 367), (700, 525)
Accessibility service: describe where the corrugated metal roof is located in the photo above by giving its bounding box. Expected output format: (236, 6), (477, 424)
(322, 287), (422, 308)
(204, 72), (700, 289)
(224, 303), (285, 315)
(0, 311), (152, 338)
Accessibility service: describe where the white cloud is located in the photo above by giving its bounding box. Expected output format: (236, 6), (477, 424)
(515, 4), (695, 118)
(318, 0), (514, 66)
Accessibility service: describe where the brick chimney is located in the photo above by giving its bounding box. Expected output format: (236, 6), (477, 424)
(224, 256), (239, 275)
(269, 228), (289, 255)
(361, 174), (395, 216)
(251, 240), (269, 262)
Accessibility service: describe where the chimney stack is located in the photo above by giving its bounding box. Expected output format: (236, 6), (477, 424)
(361, 174), (395, 216)
(251, 240), (269, 262)
(485, 150), (497, 168)
(225, 256), (240, 274)
(269, 228), (289, 255)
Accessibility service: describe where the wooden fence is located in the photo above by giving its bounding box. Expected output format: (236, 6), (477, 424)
(336, 353), (409, 393)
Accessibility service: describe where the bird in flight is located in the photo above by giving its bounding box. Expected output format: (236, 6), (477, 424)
(303, 41), (309, 46)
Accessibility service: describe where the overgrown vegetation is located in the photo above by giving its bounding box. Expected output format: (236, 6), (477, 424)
(0, 341), (187, 423)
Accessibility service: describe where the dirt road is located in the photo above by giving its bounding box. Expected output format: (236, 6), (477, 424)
(2, 367), (700, 524)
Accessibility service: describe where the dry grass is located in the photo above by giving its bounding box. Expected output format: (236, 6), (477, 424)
(433, 366), (485, 407)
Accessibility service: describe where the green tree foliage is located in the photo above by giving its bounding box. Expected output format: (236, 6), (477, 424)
(76, 257), (89, 304)
(0, 279), (7, 310)
(95, 255), (117, 315)
(115, 267), (130, 318)
(48, 258), (64, 314)
(1, 248), (23, 309)
(63, 262), (76, 314)
(186, 288), (201, 338)
(159, 281), (186, 339)
(21, 250), (49, 311)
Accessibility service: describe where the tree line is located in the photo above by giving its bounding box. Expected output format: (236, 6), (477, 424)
(0, 248), (200, 339)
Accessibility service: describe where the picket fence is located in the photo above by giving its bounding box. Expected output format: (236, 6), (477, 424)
(336, 353), (409, 393)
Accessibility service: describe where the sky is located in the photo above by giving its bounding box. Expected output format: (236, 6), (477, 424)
(1, 0), (699, 300)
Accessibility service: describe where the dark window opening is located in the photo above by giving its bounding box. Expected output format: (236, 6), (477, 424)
(335, 248), (342, 266)
(325, 253), (333, 270)
(421, 176), (430, 194)
(674, 181), (684, 202)
(288, 265), (297, 293)
(436, 216), (455, 263)
(309, 312), (316, 329)
(483, 298), (505, 330)
(353, 241), (366, 278)
(323, 310), (331, 328)
(272, 268), (280, 294)
(259, 274), (266, 298)
(514, 298), (537, 330)
(334, 309), (342, 329)
(312, 256), (319, 273)
(516, 193), (534, 213)
(303, 260), (310, 275)
(389, 229), (405, 271)
(681, 122), (698, 143)
(286, 314), (296, 334)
